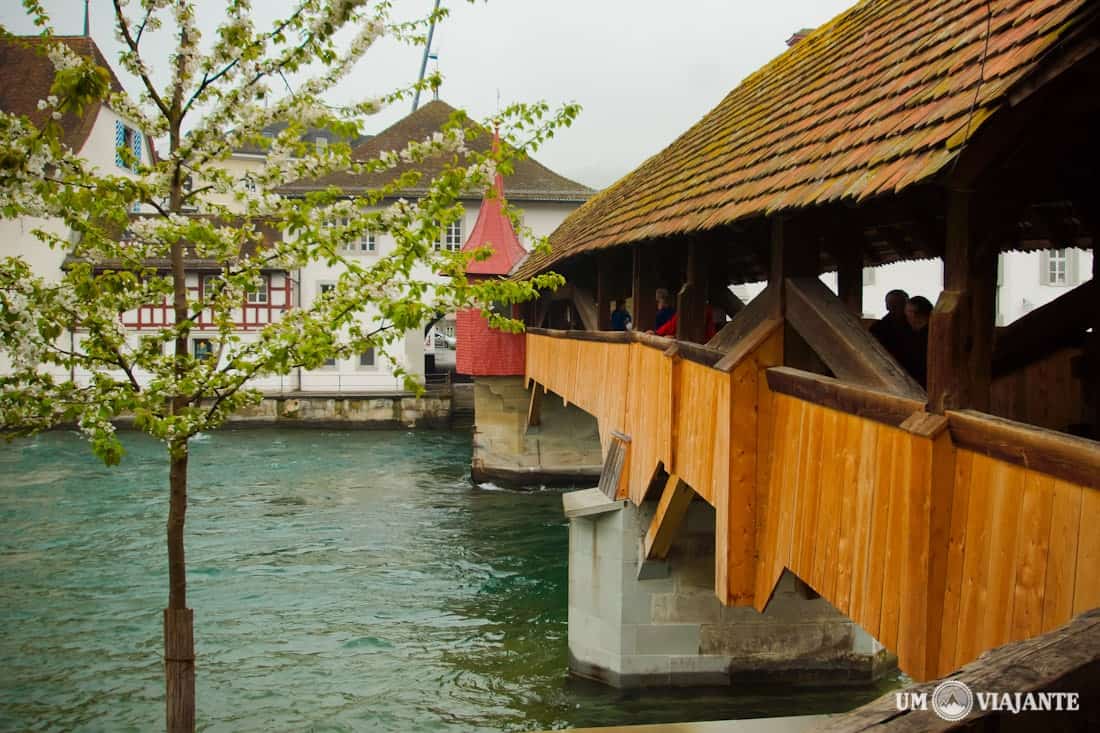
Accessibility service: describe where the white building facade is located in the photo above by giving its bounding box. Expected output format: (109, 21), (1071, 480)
(274, 100), (594, 394)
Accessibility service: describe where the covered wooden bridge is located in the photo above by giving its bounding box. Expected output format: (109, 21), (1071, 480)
(514, 0), (1099, 682)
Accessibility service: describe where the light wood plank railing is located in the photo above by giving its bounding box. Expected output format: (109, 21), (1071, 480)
(525, 329), (1100, 682)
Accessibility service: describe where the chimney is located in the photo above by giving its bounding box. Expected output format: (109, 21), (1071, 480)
(786, 27), (815, 47)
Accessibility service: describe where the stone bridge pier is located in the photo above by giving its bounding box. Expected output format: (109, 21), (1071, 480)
(564, 491), (894, 688)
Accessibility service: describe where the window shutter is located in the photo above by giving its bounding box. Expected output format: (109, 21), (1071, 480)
(114, 120), (125, 168)
(1067, 249), (1079, 286)
(1038, 250), (1050, 286)
(131, 129), (142, 168)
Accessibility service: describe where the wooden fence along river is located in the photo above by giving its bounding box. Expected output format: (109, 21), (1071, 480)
(525, 328), (1100, 682)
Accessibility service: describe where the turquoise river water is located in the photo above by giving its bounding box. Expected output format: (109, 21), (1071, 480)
(0, 429), (893, 732)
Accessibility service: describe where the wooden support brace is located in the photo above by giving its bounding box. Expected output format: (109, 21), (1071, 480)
(785, 276), (925, 399)
(572, 287), (599, 332)
(707, 285), (779, 352)
(526, 383), (542, 429)
(644, 474), (694, 560)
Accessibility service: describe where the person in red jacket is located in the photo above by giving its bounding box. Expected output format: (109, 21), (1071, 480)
(654, 304), (720, 342)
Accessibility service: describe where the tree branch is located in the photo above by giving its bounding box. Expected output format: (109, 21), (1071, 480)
(181, 4), (311, 118)
(112, 1), (170, 118)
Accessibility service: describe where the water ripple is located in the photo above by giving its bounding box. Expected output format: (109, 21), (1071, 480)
(0, 430), (892, 732)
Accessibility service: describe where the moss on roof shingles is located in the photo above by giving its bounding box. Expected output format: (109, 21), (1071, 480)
(513, 0), (1096, 279)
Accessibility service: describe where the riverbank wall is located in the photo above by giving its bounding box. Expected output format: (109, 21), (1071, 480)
(471, 376), (604, 487)
(222, 391), (454, 429)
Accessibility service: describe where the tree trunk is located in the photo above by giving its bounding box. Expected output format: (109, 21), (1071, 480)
(165, 446), (194, 732)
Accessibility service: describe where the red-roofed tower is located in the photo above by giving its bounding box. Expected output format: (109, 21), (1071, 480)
(455, 131), (528, 376)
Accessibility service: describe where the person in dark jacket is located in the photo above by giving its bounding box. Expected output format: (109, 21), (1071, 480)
(870, 289), (910, 364)
(609, 300), (632, 331)
(903, 295), (933, 388)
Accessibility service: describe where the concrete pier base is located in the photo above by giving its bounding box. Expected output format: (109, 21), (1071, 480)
(471, 376), (604, 486)
(565, 490), (894, 688)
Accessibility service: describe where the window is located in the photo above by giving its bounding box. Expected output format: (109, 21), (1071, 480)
(319, 282), (335, 298)
(1041, 248), (1071, 286)
(315, 136), (328, 153)
(241, 177), (257, 194)
(192, 338), (215, 362)
(246, 275), (269, 304)
(115, 120), (142, 170)
(435, 219), (463, 251)
(1049, 248), (1067, 285)
(339, 226), (376, 254)
(359, 348), (376, 368)
(202, 275), (222, 301)
(1039, 248), (1080, 287)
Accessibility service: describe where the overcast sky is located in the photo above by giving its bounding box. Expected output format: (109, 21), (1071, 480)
(2, 0), (854, 189)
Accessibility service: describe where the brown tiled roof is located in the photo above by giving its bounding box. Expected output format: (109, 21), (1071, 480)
(278, 99), (595, 202)
(0, 35), (127, 153)
(514, 0), (1097, 279)
(231, 121), (372, 156)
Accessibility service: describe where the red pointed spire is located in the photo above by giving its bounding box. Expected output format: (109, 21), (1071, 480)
(461, 126), (527, 276)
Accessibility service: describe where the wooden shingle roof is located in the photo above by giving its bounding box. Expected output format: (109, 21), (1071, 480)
(0, 35), (127, 154)
(514, 0), (1097, 279)
(278, 100), (595, 203)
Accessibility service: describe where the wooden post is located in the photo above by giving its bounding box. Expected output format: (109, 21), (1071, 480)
(596, 253), (612, 331)
(834, 240), (864, 317)
(769, 215), (821, 370)
(676, 241), (707, 342)
(1092, 247), (1099, 436)
(164, 608), (195, 733)
(632, 243), (658, 332)
(928, 191), (996, 413)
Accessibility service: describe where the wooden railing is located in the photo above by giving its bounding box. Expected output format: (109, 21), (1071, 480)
(526, 328), (1100, 682)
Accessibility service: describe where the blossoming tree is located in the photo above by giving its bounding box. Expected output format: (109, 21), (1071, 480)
(0, 2), (572, 730)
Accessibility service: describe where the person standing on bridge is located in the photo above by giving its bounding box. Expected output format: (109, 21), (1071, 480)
(870, 289), (910, 366)
(903, 295), (933, 388)
(654, 288), (676, 331)
(610, 300), (632, 331)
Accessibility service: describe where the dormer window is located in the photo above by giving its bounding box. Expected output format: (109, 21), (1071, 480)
(315, 136), (327, 153)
